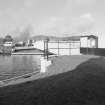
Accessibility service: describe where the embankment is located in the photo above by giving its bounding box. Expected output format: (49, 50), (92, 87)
(0, 55), (105, 105)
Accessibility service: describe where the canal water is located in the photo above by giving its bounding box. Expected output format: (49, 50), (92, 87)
(0, 55), (41, 80)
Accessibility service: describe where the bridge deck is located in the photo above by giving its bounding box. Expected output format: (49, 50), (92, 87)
(13, 47), (55, 55)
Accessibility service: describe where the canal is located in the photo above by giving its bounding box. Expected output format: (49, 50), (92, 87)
(0, 55), (41, 80)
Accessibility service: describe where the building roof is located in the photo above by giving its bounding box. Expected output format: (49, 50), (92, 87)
(80, 35), (98, 39)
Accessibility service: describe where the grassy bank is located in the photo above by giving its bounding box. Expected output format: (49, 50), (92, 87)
(0, 55), (105, 105)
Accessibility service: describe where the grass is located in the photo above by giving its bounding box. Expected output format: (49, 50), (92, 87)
(0, 55), (105, 105)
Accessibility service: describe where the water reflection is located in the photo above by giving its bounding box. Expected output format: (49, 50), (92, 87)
(0, 55), (41, 80)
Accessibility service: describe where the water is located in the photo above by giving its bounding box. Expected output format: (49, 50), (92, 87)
(0, 55), (41, 80)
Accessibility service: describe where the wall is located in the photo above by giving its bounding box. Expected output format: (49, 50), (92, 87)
(80, 37), (88, 47)
(48, 41), (80, 55)
(34, 41), (45, 50)
(80, 48), (105, 56)
(4, 42), (13, 47)
(80, 36), (98, 48)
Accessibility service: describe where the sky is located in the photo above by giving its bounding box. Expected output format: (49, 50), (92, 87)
(0, 0), (105, 47)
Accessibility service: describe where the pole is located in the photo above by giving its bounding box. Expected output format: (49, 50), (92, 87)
(69, 42), (71, 55)
(87, 38), (88, 55)
(44, 39), (49, 60)
(46, 39), (48, 60)
(58, 41), (59, 56)
(44, 40), (46, 59)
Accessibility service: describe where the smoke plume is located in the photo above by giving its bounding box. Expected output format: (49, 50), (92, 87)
(13, 25), (33, 42)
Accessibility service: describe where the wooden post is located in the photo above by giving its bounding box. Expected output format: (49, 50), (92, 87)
(44, 39), (49, 60)
(69, 42), (71, 55)
(58, 41), (59, 56)
(87, 38), (88, 55)
(44, 40), (46, 59)
(46, 39), (48, 60)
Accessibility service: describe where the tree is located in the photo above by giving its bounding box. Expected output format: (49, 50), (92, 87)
(4, 35), (13, 42)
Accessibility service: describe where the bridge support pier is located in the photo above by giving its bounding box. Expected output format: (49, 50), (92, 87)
(40, 57), (51, 73)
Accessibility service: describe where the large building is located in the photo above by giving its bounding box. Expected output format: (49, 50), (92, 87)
(80, 35), (98, 48)
(33, 35), (98, 56)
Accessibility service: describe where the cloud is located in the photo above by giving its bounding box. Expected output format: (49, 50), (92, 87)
(74, 13), (94, 33)
(74, 0), (96, 6)
(23, 0), (33, 8)
(80, 13), (94, 21)
(33, 13), (95, 36)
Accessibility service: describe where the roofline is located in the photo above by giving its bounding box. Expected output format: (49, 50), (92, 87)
(80, 35), (98, 38)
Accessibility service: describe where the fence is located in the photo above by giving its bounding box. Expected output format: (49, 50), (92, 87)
(80, 48), (105, 56)
(45, 40), (81, 57)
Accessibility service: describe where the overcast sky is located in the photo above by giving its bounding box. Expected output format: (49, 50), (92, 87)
(0, 0), (105, 47)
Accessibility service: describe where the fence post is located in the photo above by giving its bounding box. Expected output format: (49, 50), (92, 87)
(44, 39), (49, 60)
(87, 39), (88, 54)
(44, 40), (46, 59)
(58, 41), (59, 56)
(46, 39), (48, 60)
(69, 42), (71, 55)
